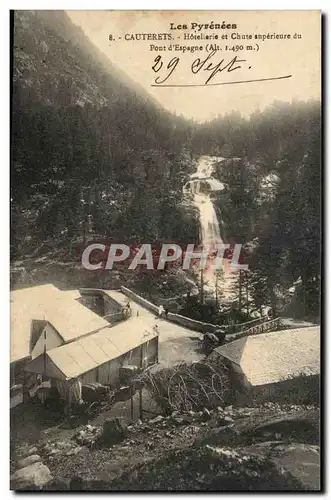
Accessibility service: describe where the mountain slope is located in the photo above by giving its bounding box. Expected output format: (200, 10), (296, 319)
(13, 10), (161, 111)
(11, 10), (198, 266)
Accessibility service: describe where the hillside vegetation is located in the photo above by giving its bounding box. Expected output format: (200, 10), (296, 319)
(11, 10), (198, 263)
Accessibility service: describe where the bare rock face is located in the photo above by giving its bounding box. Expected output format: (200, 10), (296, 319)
(11, 462), (53, 490)
(270, 444), (320, 491)
(239, 442), (320, 491)
(16, 454), (42, 469)
(196, 409), (320, 448)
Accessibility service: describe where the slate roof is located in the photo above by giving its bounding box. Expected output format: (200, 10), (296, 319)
(214, 326), (320, 386)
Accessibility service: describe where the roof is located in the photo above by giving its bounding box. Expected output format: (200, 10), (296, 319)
(26, 317), (157, 380)
(11, 285), (109, 363)
(214, 326), (320, 386)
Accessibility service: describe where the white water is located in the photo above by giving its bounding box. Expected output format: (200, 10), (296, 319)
(188, 155), (225, 249)
(197, 194), (222, 247)
(185, 156), (227, 292)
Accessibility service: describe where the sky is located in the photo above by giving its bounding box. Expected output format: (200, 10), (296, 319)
(67, 10), (321, 122)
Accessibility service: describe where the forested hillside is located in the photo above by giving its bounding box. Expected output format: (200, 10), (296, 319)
(192, 101), (321, 321)
(11, 10), (198, 260)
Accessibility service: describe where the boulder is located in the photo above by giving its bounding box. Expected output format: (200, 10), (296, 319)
(11, 462), (53, 490)
(16, 454), (41, 469)
(86, 424), (97, 432)
(149, 415), (164, 424)
(241, 442), (320, 491)
(218, 415), (234, 426)
(171, 416), (184, 425)
(272, 444), (320, 490)
(100, 417), (128, 446)
(22, 446), (38, 458)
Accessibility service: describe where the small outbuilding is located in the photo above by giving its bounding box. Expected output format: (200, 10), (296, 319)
(11, 285), (112, 406)
(10, 284), (154, 407)
(25, 317), (158, 404)
(212, 326), (320, 405)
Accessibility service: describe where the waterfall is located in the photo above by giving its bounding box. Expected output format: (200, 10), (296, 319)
(184, 156), (227, 291)
(184, 156), (246, 304)
(188, 156), (225, 248)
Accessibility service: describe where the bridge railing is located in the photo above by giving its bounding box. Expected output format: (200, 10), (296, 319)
(230, 316), (270, 334)
(228, 318), (282, 341)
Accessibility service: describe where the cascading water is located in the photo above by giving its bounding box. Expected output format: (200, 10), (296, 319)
(183, 156), (254, 310)
(196, 194), (222, 248)
(184, 156), (226, 291)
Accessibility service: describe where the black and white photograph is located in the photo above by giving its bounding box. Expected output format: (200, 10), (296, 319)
(9, 9), (321, 491)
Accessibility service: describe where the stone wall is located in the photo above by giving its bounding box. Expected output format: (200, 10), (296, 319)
(167, 312), (219, 333)
(121, 287), (159, 315)
(121, 286), (219, 333)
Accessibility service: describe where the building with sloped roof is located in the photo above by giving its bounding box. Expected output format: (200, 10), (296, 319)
(212, 326), (320, 405)
(26, 317), (158, 384)
(10, 284), (158, 407)
(11, 285), (111, 366)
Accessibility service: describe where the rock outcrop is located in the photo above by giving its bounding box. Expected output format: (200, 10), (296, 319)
(11, 462), (53, 490)
(110, 444), (305, 491)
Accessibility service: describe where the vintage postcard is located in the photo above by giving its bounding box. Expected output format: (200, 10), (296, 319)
(10, 10), (321, 491)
